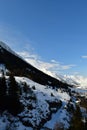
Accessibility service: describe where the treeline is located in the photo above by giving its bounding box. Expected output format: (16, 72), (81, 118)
(0, 72), (23, 115)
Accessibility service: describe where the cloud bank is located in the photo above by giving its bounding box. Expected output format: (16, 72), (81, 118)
(17, 51), (75, 77)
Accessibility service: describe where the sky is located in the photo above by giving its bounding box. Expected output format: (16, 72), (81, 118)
(0, 0), (87, 76)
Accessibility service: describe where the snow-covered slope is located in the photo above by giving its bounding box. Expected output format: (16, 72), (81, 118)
(16, 77), (71, 129)
(1, 41), (87, 89)
(0, 75), (86, 130)
(17, 50), (87, 89)
(0, 75), (71, 130)
(0, 69), (87, 130)
(63, 75), (87, 88)
(0, 41), (87, 129)
(0, 41), (69, 88)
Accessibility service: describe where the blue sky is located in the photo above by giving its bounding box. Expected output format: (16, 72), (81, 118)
(0, 0), (87, 76)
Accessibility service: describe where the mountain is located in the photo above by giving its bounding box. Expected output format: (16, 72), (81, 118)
(0, 41), (70, 88)
(0, 74), (87, 130)
(0, 41), (87, 130)
(17, 49), (87, 88)
(63, 75), (87, 88)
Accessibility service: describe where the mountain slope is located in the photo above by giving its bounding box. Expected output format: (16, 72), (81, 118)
(0, 41), (70, 88)
(0, 75), (87, 130)
(0, 75), (71, 130)
(0, 41), (87, 130)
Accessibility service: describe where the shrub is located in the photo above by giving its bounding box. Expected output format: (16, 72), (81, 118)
(51, 93), (54, 97)
(69, 105), (85, 130)
(32, 85), (36, 90)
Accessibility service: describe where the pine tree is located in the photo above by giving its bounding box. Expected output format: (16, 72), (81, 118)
(8, 74), (19, 97)
(0, 71), (7, 110)
(0, 75), (7, 96)
(7, 74), (23, 115)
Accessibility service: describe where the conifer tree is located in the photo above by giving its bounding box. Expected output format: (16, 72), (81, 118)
(0, 75), (6, 96)
(8, 74), (19, 97)
(7, 74), (23, 115)
(0, 70), (7, 110)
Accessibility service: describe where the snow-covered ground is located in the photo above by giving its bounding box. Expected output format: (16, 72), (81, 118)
(0, 73), (71, 130)
(0, 62), (87, 129)
(44, 101), (70, 129)
(15, 77), (71, 129)
(16, 77), (70, 102)
(0, 70), (87, 129)
(0, 75), (71, 130)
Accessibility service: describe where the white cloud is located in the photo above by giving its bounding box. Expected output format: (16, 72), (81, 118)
(0, 23), (76, 77)
(82, 55), (87, 59)
(17, 51), (39, 60)
(17, 51), (76, 77)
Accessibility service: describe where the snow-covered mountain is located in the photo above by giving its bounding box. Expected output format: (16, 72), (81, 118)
(0, 74), (71, 130)
(17, 49), (87, 89)
(63, 75), (87, 88)
(16, 49), (87, 89)
(0, 41), (70, 89)
(0, 74), (87, 130)
(0, 41), (87, 130)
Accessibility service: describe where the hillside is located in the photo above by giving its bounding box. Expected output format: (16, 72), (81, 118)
(0, 41), (87, 130)
(0, 73), (87, 130)
(0, 41), (70, 89)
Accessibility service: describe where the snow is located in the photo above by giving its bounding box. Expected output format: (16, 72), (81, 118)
(63, 75), (87, 88)
(44, 102), (70, 129)
(0, 42), (87, 129)
(0, 64), (6, 75)
(16, 122), (33, 130)
(0, 115), (33, 130)
(1, 41), (87, 89)
(0, 119), (7, 130)
(15, 76), (71, 129)
(0, 74), (86, 129)
(70, 87), (87, 96)
(0, 41), (87, 89)
(15, 76), (70, 102)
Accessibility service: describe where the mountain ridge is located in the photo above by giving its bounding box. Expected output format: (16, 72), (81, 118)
(0, 41), (87, 130)
(0, 41), (71, 88)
